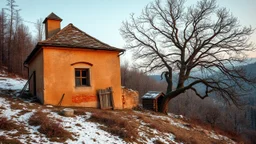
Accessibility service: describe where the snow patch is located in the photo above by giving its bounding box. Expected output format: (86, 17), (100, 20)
(0, 77), (26, 90)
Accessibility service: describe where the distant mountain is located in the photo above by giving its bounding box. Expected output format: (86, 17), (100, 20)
(149, 75), (165, 82)
(149, 58), (256, 82)
(150, 61), (256, 106)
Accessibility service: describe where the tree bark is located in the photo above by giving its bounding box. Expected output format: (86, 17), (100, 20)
(160, 86), (187, 114)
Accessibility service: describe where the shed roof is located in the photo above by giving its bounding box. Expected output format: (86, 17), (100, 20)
(24, 23), (125, 64)
(142, 91), (164, 99)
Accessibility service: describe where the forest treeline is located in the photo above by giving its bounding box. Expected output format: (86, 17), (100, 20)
(121, 63), (256, 143)
(0, 0), (43, 77)
(121, 61), (166, 101)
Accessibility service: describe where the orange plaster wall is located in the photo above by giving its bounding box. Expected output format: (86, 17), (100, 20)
(45, 19), (61, 39)
(28, 50), (44, 103)
(42, 47), (123, 109)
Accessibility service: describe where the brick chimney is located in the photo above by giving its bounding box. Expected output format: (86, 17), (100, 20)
(43, 12), (62, 39)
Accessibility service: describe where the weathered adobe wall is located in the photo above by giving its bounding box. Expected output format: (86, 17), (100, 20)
(122, 87), (139, 109)
(28, 49), (44, 103)
(42, 47), (123, 109)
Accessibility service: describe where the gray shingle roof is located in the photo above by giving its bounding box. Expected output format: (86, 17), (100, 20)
(39, 23), (123, 51)
(24, 23), (124, 64)
(142, 91), (165, 99)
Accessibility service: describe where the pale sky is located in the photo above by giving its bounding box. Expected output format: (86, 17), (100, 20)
(1, 0), (256, 59)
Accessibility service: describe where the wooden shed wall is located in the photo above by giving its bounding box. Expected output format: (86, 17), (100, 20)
(142, 99), (156, 111)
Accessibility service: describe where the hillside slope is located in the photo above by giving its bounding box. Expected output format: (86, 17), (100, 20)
(0, 73), (239, 144)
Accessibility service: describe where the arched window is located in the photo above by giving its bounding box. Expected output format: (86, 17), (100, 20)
(71, 61), (92, 87)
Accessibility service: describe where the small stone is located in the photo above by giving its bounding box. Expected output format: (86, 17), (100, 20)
(62, 108), (74, 116)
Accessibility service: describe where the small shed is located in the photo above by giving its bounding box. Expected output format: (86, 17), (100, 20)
(142, 91), (165, 112)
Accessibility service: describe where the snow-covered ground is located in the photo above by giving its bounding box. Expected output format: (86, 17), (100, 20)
(0, 73), (237, 144)
(0, 77), (26, 90)
(0, 69), (26, 90)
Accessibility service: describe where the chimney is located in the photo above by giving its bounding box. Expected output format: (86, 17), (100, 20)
(43, 12), (62, 39)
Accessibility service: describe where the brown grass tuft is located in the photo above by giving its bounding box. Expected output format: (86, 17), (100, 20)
(28, 111), (47, 126)
(136, 113), (229, 144)
(74, 109), (86, 116)
(0, 117), (18, 130)
(89, 111), (139, 142)
(28, 110), (73, 142)
(153, 139), (165, 144)
(0, 136), (22, 144)
(0, 116), (29, 137)
(38, 120), (72, 142)
(182, 118), (244, 143)
(137, 114), (171, 132)
(10, 101), (24, 110)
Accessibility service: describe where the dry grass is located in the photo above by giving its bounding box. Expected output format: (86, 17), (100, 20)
(89, 109), (238, 143)
(0, 136), (22, 144)
(0, 92), (243, 143)
(28, 111), (47, 126)
(38, 120), (72, 142)
(16, 109), (30, 117)
(135, 113), (229, 144)
(89, 110), (140, 142)
(182, 118), (244, 143)
(0, 116), (30, 137)
(0, 117), (18, 130)
(153, 140), (165, 144)
(28, 110), (73, 142)
(74, 109), (87, 115)
(10, 101), (24, 110)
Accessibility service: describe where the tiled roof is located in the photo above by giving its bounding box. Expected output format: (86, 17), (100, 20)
(39, 23), (123, 51)
(43, 12), (62, 23)
(24, 23), (124, 64)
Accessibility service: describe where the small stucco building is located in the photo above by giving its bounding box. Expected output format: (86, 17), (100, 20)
(24, 13), (125, 109)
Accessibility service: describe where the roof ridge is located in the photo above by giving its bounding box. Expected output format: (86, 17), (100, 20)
(41, 23), (73, 43)
(69, 24), (113, 48)
(38, 23), (125, 52)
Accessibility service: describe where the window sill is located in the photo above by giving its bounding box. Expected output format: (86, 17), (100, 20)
(75, 86), (91, 88)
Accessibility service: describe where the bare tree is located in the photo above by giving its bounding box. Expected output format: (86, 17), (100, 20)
(6, 0), (19, 72)
(35, 18), (44, 42)
(120, 62), (166, 99)
(0, 1), (34, 77)
(120, 0), (256, 113)
(205, 106), (220, 128)
(0, 9), (7, 66)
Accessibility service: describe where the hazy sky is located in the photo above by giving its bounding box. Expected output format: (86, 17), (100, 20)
(1, 0), (256, 58)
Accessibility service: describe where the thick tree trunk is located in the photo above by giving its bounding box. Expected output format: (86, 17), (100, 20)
(159, 86), (188, 114)
(159, 95), (173, 114)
